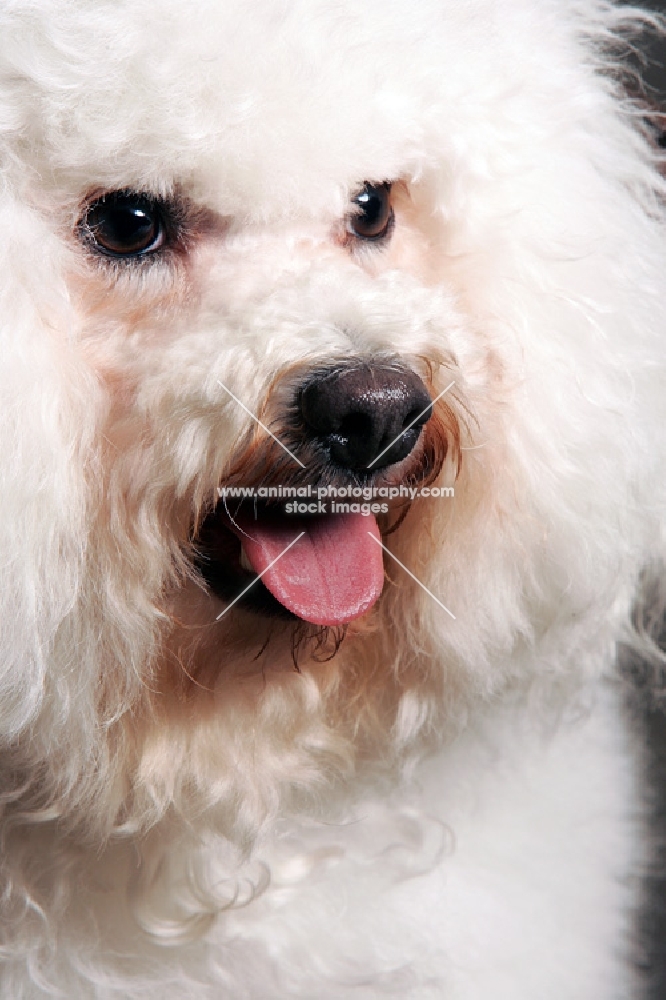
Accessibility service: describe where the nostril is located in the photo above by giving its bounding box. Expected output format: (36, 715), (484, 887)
(402, 406), (425, 431)
(338, 411), (373, 441)
(299, 382), (338, 434)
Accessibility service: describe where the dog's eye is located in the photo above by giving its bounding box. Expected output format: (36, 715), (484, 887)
(80, 192), (166, 258)
(349, 183), (393, 241)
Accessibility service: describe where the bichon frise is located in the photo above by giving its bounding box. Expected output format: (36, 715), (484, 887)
(0, 1), (664, 997)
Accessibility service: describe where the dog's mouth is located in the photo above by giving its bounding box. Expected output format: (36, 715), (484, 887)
(194, 359), (460, 625)
(195, 499), (385, 625)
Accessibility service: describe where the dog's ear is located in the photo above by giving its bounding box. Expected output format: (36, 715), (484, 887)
(0, 192), (100, 743)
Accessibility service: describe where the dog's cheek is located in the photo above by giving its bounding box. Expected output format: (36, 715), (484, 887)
(0, 203), (111, 759)
(0, 202), (193, 837)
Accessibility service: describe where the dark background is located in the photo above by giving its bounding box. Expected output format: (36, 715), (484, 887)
(630, 9), (666, 997)
(640, 2), (666, 97)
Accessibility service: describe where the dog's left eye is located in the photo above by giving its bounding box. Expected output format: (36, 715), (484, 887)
(79, 192), (167, 258)
(349, 182), (393, 241)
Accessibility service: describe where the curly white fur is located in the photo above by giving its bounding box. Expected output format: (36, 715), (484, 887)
(0, 0), (664, 996)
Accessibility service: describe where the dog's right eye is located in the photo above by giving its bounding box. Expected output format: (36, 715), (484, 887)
(349, 182), (393, 241)
(79, 192), (167, 259)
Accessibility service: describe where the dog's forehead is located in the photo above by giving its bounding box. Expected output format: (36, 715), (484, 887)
(0, 0), (552, 220)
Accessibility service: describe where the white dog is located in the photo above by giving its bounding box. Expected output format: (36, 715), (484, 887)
(0, 1), (664, 997)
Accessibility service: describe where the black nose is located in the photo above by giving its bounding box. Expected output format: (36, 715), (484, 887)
(299, 363), (433, 471)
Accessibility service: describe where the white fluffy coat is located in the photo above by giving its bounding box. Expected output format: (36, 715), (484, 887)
(0, 0), (664, 996)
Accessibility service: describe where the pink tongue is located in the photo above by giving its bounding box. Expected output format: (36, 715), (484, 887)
(231, 512), (385, 625)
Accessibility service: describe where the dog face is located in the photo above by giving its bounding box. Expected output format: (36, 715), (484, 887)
(0, 0), (663, 839)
